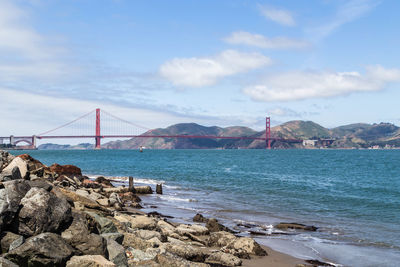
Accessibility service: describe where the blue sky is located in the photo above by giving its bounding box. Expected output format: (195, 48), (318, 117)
(1, 0), (400, 138)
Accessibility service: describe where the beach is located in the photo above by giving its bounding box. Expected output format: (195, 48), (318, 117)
(2, 149), (400, 266)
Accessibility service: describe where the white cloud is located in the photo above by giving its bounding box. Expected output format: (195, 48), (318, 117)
(268, 107), (301, 117)
(244, 65), (400, 102)
(306, 0), (379, 41)
(0, 0), (69, 82)
(224, 31), (309, 49)
(259, 6), (295, 27)
(160, 50), (272, 87)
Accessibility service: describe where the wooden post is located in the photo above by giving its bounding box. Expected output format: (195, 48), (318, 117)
(156, 184), (163, 194)
(129, 176), (134, 192)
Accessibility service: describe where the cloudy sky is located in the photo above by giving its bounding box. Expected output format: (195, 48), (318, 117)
(1, 0), (400, 140)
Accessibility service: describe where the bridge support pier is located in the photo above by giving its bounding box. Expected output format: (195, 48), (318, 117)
(266, 117), (271, 149)
(32, 135), (37, 149)
(95, 108), (101, 149)
(10, 135), (14, 146)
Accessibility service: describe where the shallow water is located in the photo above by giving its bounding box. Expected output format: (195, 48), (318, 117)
(12, 149), (400, 266)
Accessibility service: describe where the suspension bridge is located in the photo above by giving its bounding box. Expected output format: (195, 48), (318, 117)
(0, 108), (303, 149)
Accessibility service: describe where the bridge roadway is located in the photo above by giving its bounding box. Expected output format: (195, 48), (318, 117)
(0, 135), (303, 143)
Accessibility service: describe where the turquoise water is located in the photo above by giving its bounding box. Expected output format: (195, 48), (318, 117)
(12, 149), (400, 266)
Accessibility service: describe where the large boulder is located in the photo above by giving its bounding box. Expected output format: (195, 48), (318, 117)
(224, 237), (267, 257)
(17, 154), (46, 177)
(48, 163), (82, 176)
(156, 252), (210, 267)
(61, 211), (107, 256)
(0, 180), (31, 231)
(18, 187), (72, 236)
(114, 214), (157, 230)
(0, 157), (28, 181)
(106, 238), (128, 267)
(205, 251), (242, 266)
(122, 233), (162, 251)
(0, 232), (23, 253)
(164, 244), (207, 262)
(5, 232), (74, 266)
(207, 231), (237, 247)
(85, 211), (118, 234)
(66, 255), (116, 267)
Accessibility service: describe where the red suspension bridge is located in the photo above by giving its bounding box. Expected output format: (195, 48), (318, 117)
(0, 109), (303, 149)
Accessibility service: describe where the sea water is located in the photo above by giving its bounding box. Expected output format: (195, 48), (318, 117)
(12, 149), (400, 266)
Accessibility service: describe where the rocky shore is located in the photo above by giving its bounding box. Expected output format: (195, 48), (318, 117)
(0, 150), (331, 267)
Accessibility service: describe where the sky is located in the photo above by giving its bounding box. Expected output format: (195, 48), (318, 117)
(1, 0), (400, 142)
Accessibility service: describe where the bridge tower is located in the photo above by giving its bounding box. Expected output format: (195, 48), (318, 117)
(95, 108), (101, 149)
(266, 117), (271, 149)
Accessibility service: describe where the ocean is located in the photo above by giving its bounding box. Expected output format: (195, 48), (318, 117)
(11, 149), (400, 267)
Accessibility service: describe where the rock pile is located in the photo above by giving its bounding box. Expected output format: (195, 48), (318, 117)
(0, 150), (269, 266)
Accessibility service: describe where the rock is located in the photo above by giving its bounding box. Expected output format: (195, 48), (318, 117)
(0, 157), (28, 181)
(0, 150), (15, 171)
(205, 251), (242, 266)
(48, 163), (82, 176)
(0, 180), (31, 230)
(103, 187), (130, 194)
(123, 233), (161, 250)
(82, 179), (102, 189)
(57, 187), (109, 212)
(17, 154), (45, 177)
(176, 224), (209, 236)
(18, 187), (72, 236)
(134, 186), (153, 194)
(106, 238), (128, 267)
(66, 255), (116, 267)
(97, 197), (110, 206)
(95, 176), (114, 187)
(0, 257), (19, 267)
(109, 192), (122, 206)
(225, 237), (267, 257)
(304, 259), (336, 267)
(206, 218), (234, 233)
(5, 232), (74, 267)
(130, 229), (164, 241)
(114, 214), (157, 230)
(0, 232), (23, 253)
(156, 252), (210, 267)
(193, 213), (208, 223)
(119, 192), (141, 203)
(101, 232), (124, 244)
(61, 211), (107, 256)
(27, 179), (53, 191)
(126, 247), (156, 262)
(164, 244), (207, 262)
(88, 191), (103, 201)
(207, 231), (237, 247)
(8, 235), (24, 251)
(275, 223), (318, 231)
(86, 211), (118, 234)
(157, 220), (176, 237)
(76, 189), (90, 198)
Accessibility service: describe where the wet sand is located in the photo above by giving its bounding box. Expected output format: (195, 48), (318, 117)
(243, 245), (305, 267)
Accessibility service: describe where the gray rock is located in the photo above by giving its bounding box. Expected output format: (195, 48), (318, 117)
(0, 232), (23, 253)
(0, 257), (19, 267)
(134, 186), (153, 194)
(101, 232), (124, 244)
(0, 150), (15, 171)
(18, 187), (72, 236)
(106, 238), (128, 267)
(126, 247), (155, 262)
(5, 232), (74, 267)
(8, 235), (24, 251)
(62, 211), (107, 256)
(86, 211), (118, 234)
(207, 231), (237, 247)
(224, 237), (267, 257)
(206, 218), (234, 233)
(0, 180), (31, 231)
